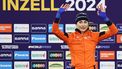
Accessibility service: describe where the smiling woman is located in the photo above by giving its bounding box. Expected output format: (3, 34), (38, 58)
(2, 0), (58, 11)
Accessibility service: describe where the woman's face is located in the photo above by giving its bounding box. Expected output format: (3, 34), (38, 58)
(76, 20), (89, 32)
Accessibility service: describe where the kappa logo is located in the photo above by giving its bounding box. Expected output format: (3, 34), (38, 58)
(31, 24), (47, 33)
(0, 51), (12, 60)
(14, 34), (30, 43)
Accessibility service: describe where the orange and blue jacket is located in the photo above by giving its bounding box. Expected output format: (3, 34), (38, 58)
(52, 18), (118, 69)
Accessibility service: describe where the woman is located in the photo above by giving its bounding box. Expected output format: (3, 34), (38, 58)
(52, 3), (118, 69)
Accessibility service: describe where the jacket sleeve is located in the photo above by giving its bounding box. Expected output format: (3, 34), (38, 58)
(98, 21), (118, 41)
(52, 18), (69, 43)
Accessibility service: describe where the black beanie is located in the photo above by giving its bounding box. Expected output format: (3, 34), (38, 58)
(75, 12), (89, 23)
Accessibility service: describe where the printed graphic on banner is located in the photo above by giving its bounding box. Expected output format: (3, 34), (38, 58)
(117, 34), (122, 43)
(28, 45), (51, 49)
(31, 34), (47, 43)
(48, 51), (64, 60)
(65, 61), (71, 69)
(31, 61), (47, 69)
(1, 45), (19, 50)
(0, 24), (12, 33)
(117, 61), (122, 69)
(48, 34), (63, 43)
(31, 24), (47, 33)
(96, 45), (110, 49)
(14, 61), (29, 69)
(31, 51), (47, 60)
(0, 51), (12, 60)
(48, 24), (64, 33)
(100, 36), (115, 43)
(60, 45), (69, 49)
(0, 34), (12, 43)
(65, 51), (71, 60)
(117, 51), (122, 60)
(65, 24), (76, 32)
(14, 24), (29, 33)
(100, 61), (115, 69)
(0, 62), (12, 69)
(99, 24), (109, 32)
(117, 24), (122, 33)
(49, 61), (64, 69)
(100, 51), (115, 60)
(14, 51), (29, 60)
(89, 23), (98, 31)
(14, 34), (30, 43)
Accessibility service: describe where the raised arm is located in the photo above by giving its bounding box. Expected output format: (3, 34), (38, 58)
(52, 3), (70, 43)
(97, 4), (118, 41)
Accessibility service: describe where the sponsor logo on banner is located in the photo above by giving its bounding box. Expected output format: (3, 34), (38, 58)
(1, 45), (19, 49)
(28, 45), (51, 49)
(100, 36), (115, 43)
(14, 34), (30, 43)
(117, 24), (122, 33)
(100, 51), (115, 60)
(117, 34), (122, 43)
(100, 61), (115, 69)
(65, 51), (71, 60)
(0, 51), (12, 60)
(14, 51), (29, 60)
(0, 24), (12, 33)
(0, 34), (12, 43)
(117, 51), (122, 60)
(31, 34), (47, 43)
(95, 51), (98, 60)
(48, 34), (63, 43)
(0, 62), (12, 69)
(49, 61), (64, 69)
(31, 61), (47, 69)
(14, 61), (29, 69)
(60, 45), (69, 49)
(48, 51), (64, 60)
(99, 24), (109, 32)
(48, 24), (64, 33)
(14, 24), (29, 33)
(89, 23), (98, 31)
(96, 45), (110, 49)
(119, 45), (122, 49)
(31, 51), (46, 60)
(117, 61), (122, 69)
(65, 24), (76, 32)
(31, 24), (47, 33)
(65, 61), (71, 69)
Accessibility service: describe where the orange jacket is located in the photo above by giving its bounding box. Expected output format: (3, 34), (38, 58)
(52, 21), (118, 69)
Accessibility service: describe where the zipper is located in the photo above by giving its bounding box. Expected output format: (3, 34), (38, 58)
(83, 34), (86, 69)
